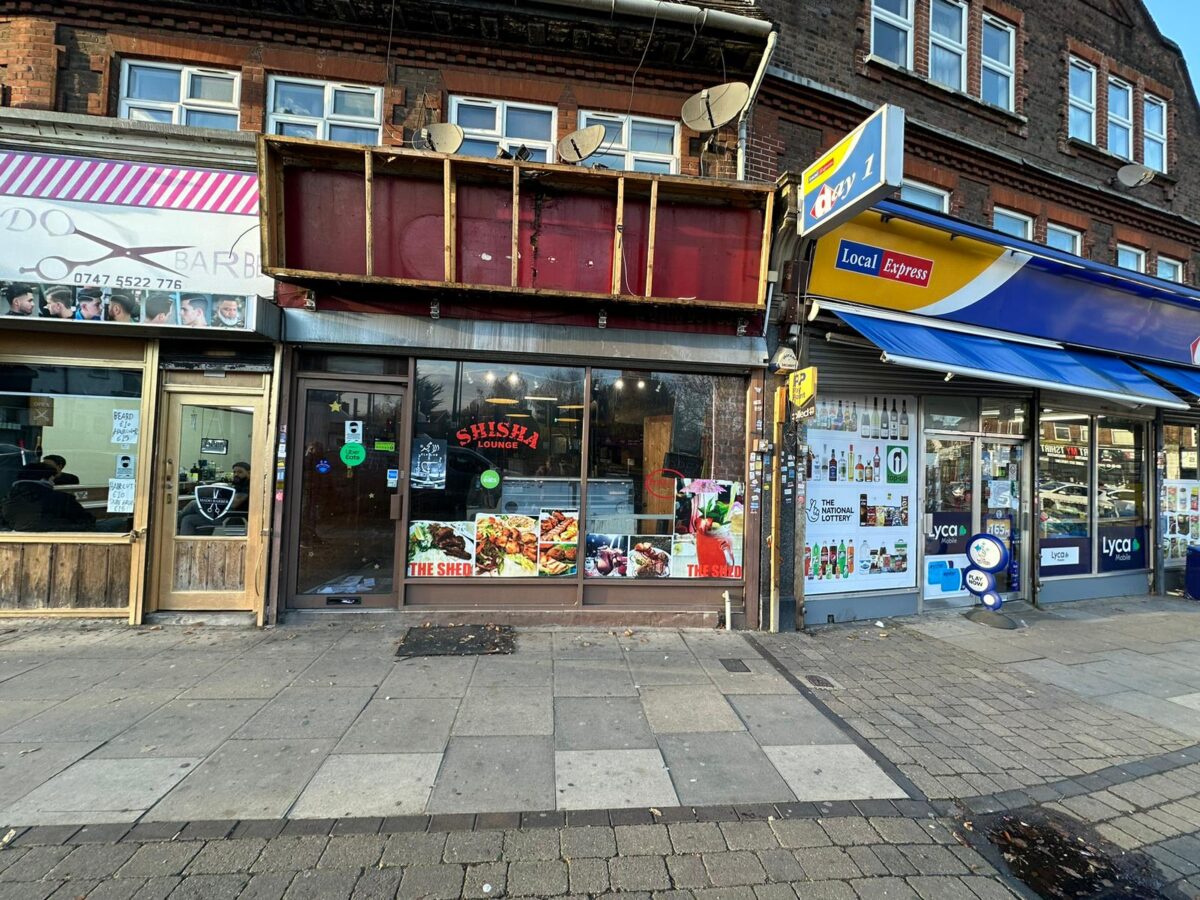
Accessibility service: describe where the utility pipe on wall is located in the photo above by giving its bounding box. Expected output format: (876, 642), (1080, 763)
(522, 0), (774, 38)
(737, 30), (777, 181)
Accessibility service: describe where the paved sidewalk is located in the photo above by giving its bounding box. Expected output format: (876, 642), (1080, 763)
(0, 624), (903, 826)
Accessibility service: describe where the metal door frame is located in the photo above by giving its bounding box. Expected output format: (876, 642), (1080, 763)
(284, 375), (411, 610)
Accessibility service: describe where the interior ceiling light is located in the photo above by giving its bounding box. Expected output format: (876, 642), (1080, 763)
(614, 379), (625, 389)
(558, 404), (585, 410)
(485, 397), (519, 405)
(524, 395), (558, 402)
(507, 373), (519, 385)
(556, 417), (581, 422)
(506, 412), (532, 418)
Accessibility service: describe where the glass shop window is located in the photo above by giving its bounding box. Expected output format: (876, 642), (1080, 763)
(1163, 424), (1198, 481)
(0, 364), (143, 534)
(924, 396), (979, 432)
(1037, 409), (1092, 576)
(1096, 416), (1146, 573)
(587, 370), (746, 579)
(981, 398), (1028, 436)
(408, 360), (584, 578)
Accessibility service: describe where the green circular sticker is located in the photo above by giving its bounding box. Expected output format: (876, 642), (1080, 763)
(340, 443), (367, 467)
(480, 469), (501, 490)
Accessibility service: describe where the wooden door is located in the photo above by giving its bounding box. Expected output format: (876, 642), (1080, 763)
(151, 391), (267, 612)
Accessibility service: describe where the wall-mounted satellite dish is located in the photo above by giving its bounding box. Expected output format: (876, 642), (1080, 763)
(413, 123), (464, 154)
(557, 124), (607, 164)
(1116, 163), (1156, 188)
(681, 81), (751, 133)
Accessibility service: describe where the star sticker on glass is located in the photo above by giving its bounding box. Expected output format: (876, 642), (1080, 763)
(368, 492), (375, 499)
(329, 400), (343, 412)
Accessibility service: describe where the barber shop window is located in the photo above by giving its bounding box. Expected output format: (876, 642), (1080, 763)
(0, 364), (143, 534)
(409, 361), (584, 577)
(588, 370), (746, 579)
(173, 405), (254, 538)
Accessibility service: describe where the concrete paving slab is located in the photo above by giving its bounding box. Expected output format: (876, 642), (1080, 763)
(1010, 659), (1128, 697)
(379, 658), (476, 698)
(0, 690), (175, 742)
(0, 656), (47, 685)
(143, 739), (335, 821)
(0, 699), (57, 734)
(553, 697), (657, 751)
(699, 658), (793, 694)
(428, 737), (555, 813)
(0, 658), (142, 700)
(659, 732), (794, 806)
(625, 651), (710, 686)
(728, 694), (849, 746)
(514, 631), (554, 654)
(93, 653), (232, 693)
(679, 631), (757, 659)
(1168, 692), (1200, 712)
(2, 757), (199, 824)
(89, 699), (266, 759)
(469, 655), (553, 687)
(616, 631), (690, 654)
(1099, 691), (1200, 738)
(640, 686), (744, 733)
(234, 687), (374, 739)
(554, 748), (678, 809)
(451, 686), (553, 736)
(552, 632), (623, 659)
(553, 659), (637, 697)
(292, 652), (395, 688)
(335, 699), (457, 753)
(0, 741), (101, 807)
(181, 656), (309, 700)
(290, 753), (441, 818)
(764, 745), (907, 801)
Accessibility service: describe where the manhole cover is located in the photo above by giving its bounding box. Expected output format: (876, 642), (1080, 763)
(395, 624), (515, 657)
(719, 658), (751, 673)
(985, 808), (1179, 899)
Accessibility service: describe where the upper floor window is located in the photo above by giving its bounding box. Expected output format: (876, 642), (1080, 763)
(267, 77), (381, 144)
(1144, 95), (1167, 172)
(1068, 59), (1096, 143)
(900, 180), (949, 212)
(450, 97), (556, 162)
(1157, 256), (1183, 283)
(981, 17), (1016, 111)
(577, 112), (678, 174)
(1116, 244), (1146, 273)
(929, 0), (967, 92)
(1046, 223), (1082, 256)
(119, 61), (239, 130)
(993, 207), (1032, 240)
(871, 0), (913, 69)
(1107, 78), (1133, 159)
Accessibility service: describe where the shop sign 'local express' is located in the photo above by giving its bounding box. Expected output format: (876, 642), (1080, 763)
(835, 240), (934, 287)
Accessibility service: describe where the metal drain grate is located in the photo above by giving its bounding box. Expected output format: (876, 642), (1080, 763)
(719, 658), (752, 673)
(799, 673), (842, 690)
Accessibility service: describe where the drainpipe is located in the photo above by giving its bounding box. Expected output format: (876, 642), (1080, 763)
(522, 0), (774, 39)
(737, 29), (777, 181)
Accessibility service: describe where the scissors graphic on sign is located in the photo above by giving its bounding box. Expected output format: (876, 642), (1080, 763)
(19, 209), (190, 282)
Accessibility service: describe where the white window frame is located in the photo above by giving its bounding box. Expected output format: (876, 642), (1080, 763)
(900, 180), (950, 213)
(992, 207), (1033, 240)
(449, 96), (558, 162)
(1045, 223), (1083, 256)
(118, 60), (241, 129)
(1157, 255), (1184, 283)
(870, 0), (914, 70)
(578, 111), (679, 174)
(981, 15), (1016, 111)
(928, 0), (968, 92)
(1144, 95), (1167, 172)
(1068, 58), (1096, 144)
(1116, 243), (1146, 273)
(266, 75), (382, 144)
(1107, 77), (1133, 159)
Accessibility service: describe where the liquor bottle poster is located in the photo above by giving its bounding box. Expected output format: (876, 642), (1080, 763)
(802, 393), (917, 595)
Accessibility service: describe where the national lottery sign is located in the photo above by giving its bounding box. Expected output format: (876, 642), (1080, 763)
(799, 104), (905, 239)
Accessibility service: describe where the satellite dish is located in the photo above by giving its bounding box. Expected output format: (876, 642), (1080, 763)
(557, 124), (607, 164)
(1117, 163), (1156, 188)
(681, 82), (751, 133)
(413, 123), (464, 154)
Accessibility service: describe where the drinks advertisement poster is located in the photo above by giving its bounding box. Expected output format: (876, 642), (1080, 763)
(803, 393), (916, 595)
(1161, 479), (1199, 568)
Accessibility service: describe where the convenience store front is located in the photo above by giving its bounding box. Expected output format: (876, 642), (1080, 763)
(798, 201), (1200, 622)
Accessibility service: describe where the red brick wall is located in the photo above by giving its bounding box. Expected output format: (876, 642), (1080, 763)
(3, 17), (58, 110)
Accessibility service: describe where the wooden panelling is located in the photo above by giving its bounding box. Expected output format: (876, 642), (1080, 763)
(0, 334), (145, 362)
(163, 371), (268, 390)
(0, 542), (132, 610)
(172, 541), (246, 592)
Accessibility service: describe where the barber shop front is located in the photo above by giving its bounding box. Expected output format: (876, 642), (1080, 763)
(258, 136), (775, 625)
(797, 200), (1197, 623)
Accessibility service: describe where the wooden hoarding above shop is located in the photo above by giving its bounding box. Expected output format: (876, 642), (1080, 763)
(257, 136), (775, 312)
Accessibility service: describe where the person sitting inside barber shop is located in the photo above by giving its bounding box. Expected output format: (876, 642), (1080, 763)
(0, 463), (95, 532)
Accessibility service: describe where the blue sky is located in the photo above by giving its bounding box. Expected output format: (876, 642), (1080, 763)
(1142, 0), (1199, 94)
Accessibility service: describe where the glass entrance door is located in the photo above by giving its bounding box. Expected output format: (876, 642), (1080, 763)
(288, 383), (406, 608)
(922, 435), (1026, 609)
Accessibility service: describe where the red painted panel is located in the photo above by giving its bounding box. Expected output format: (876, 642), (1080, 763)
(372, 174), (445, 282)
(456, 182), (513, 286)
(619, 198), (650, 297)
(516, 192), (615, 293)
(283, 168), (366, 275)
(653, 202), (762, 305)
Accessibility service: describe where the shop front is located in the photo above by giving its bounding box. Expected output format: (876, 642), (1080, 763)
(257, 137), (774, 625)
(796, 200), (1198, 621)
(0, 129), (280, 622)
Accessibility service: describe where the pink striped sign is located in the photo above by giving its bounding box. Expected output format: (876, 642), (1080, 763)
(0, 150), (259, 216)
